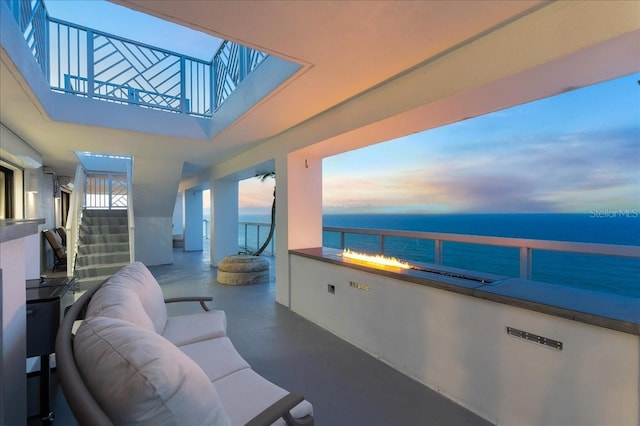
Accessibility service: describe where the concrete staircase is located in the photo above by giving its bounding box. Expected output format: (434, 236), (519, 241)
(74, 209), (130, 289)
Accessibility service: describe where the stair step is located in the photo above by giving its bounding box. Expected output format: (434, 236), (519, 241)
(80, 224), (129, 235)
(78, 242), (130, 255)
(75, 251), (130, 267)
(73, 209), (130, 281)
(75, 262), (129, 279)
(81, 216), (128, 226)
(83, 209), (127, 218)
(79, 233), (129, 245)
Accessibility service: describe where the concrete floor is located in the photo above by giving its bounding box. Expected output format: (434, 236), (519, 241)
(42, 248), (492, 426)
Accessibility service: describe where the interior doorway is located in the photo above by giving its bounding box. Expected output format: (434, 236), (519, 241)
(0, 164), (15, 219)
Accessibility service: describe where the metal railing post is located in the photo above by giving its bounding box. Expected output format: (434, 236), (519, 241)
(87, 29), (94, 99)
(127, 87), (136, 104)
(11, 0), (19, 23)
(43, 7), (49, 82)
(180, 56), (187, 114)
(256, 224), (260, 252)
(205, 219), (210, 239)
(108, 174), (113, 210)
(520, 247), (532, 280)
(210, 62), (217, 112)
(83, 174), (88, 208)
(239, 46), (248, 81)
(434, 239), (443, 265)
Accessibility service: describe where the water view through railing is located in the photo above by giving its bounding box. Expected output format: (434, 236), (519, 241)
(240, 218), (640, 298)
(323, 227), (640, 298)
(238, 222), (275, 255)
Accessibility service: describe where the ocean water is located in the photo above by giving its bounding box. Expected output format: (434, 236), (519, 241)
(240, 213), (640, 297)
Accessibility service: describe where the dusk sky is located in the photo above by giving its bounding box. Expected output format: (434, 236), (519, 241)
(46, 1), (640, 217)
(244, 73), (640, 215)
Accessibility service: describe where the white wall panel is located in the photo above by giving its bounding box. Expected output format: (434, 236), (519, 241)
(290, 254), (639, 426)
(134, 217), (173, 266)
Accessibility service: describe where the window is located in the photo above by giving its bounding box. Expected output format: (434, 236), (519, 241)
(0, 165), (15, 219)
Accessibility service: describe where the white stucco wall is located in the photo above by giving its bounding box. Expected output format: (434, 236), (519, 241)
(184, 189), (203, 252)
(1, 237), (28, 425)
(211, 179), (238, 265)
(134, 217), (173, 265)
(290, 254), (639, 426)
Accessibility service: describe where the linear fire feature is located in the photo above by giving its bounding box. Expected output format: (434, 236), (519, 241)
(338, 248), (495, 284)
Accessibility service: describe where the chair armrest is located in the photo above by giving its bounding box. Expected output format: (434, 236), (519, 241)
(245, 392), (314, 426)
(55, 280), (114, 426)
(163, 296), (213, 311)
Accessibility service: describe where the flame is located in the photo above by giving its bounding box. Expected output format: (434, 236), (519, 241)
(340, 248), (411, 269)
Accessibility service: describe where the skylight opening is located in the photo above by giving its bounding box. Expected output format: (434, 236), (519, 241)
(44, 0), (223, 61)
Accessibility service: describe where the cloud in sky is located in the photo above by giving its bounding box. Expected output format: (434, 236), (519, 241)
(323, 126), (640, 214)
(239, 178), (276, 215)
(323, 74), (640, 214)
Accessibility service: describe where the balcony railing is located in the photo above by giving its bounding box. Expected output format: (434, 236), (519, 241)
(238, 222), (639, 296)
(324, 226), (640, 297)
(239, 221), (275, 255)
(84, 173), (128, 210)
(6, 0), (268, 117)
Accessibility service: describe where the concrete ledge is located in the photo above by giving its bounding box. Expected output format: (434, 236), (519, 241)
(0, 218), (45, 243)
(290, 247), (640, 336)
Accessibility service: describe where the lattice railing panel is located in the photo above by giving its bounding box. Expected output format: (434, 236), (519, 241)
(111, 177), (128, 209)
(85, 173), (128, 210)
(6, 0), (270, 117)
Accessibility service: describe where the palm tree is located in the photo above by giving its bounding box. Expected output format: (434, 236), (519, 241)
(252, 172), (275, 256)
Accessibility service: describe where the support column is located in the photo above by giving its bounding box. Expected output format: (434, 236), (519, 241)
(275, 151), (323, 306)
(211, 179), (239, 265)
(184, 189), (203, 252)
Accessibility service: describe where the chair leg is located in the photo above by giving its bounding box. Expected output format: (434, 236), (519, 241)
(52, 259), (61, 272)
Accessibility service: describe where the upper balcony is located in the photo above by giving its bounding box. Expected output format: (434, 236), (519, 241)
(3, 0), (300, 139)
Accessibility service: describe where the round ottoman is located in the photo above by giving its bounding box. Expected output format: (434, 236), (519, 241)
(217, 255), (269, 285)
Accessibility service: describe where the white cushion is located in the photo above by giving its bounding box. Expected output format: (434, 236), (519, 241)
(213, 368), (313, 426)
(163, 310), (227, 346)
(74, 316), (231, 426)
(86, 285), (155, 332)
(106, 262), (168, 333)
(178, 337), (250, 382)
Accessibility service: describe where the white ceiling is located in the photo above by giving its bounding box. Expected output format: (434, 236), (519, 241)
(1, 0), (638, 187)
(1, 0), (543, 178)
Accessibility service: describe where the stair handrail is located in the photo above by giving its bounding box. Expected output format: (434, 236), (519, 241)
(126, 161), (135, 263)
(65, 165), (86, 277)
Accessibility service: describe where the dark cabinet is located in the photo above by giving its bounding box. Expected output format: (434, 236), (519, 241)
(26, 277), (73, 423)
